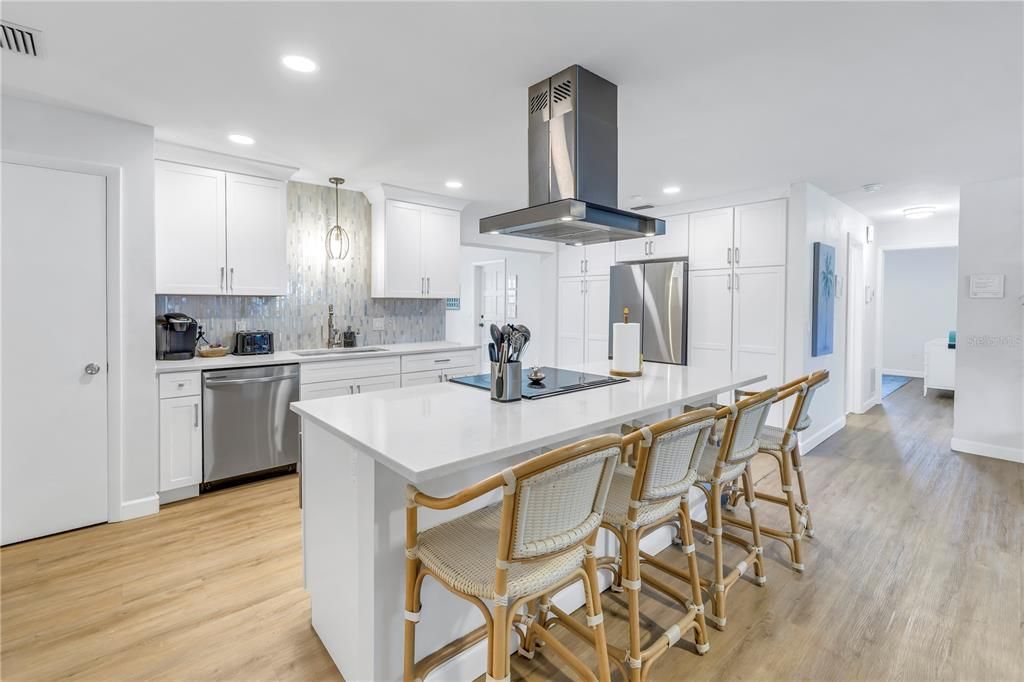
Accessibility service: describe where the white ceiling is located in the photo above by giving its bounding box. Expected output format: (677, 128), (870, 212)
(3, 2), (1021, 220)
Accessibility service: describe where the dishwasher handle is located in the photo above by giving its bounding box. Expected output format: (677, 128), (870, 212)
(204, 374), (297, 387)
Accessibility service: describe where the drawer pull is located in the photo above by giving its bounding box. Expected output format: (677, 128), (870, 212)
(434, 358), (451, 363)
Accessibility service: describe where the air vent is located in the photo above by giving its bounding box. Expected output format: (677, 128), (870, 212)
(529, 90), (548, 115)
(552, 78), (573, 103)
(1, 21), (41, 57)
(630, 203), (655, 211)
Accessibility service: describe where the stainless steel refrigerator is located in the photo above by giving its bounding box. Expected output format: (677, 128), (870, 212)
(608, 259), (688, 365)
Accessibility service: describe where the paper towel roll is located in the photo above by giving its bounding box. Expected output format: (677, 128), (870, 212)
(612, 323), (641, 374)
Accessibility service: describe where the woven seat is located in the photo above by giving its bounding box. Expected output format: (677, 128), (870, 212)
(418, 504), (587, 601)
(602, 465), (687, 528)
(756, 425), (794, 452)
(695, 445), (747, 483)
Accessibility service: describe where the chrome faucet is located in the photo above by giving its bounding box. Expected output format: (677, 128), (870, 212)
(326, 304), (342, 348)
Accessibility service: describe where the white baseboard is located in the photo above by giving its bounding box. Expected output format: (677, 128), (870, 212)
(158, 485), (200, 505)
(427, 490), (708, 681)
(950, 438), (1024, 464)
(800, 416), (846, 453)
(882, 368), (924, 379)
(119, 494), (159, 521)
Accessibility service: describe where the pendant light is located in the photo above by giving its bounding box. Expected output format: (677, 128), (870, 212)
(326, 177), (351, 260)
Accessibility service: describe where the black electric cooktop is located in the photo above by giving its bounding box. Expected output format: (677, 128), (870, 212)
(450, 366), (627, 400)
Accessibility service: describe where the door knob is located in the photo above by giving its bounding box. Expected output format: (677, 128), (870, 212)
(84, 363), (102, 375)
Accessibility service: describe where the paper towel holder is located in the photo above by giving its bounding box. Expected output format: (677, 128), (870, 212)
(610, 306), (643, 378)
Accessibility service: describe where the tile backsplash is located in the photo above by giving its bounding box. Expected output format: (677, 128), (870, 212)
(156, 181), (446, 350)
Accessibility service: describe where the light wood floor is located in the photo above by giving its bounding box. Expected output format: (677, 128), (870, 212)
(3, 380), (1021, 681)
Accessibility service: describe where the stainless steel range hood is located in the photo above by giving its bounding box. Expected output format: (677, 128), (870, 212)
(480, 65), (664, 244)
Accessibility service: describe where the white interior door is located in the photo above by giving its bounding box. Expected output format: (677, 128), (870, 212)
(476, 261), (506, 370)
(687, 268), (734, 377)
(420, 207), (460, 297)
(688, 207), (734, 270)
(2, 162), (109, 544)
(846, 240), (864, 412)
(585, 277), (610, 362)
(557, 277), (586, 366)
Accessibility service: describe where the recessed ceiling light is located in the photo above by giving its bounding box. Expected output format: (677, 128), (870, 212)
(862, 183), (883, 193)
(228, 133), (254, 145)
(903, 206), (936, 220)
(572, 241), (584, 246)
(662, 185), (681, 195)
(281, 55), (318, 73)
(445, 180), (463, 189)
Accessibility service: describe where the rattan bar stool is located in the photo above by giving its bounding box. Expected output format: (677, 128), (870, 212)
(403, 434), (621, 682)
(584, 408), (717, 681)
(689, 388), (777, 630)
(723, 370), (829, 571)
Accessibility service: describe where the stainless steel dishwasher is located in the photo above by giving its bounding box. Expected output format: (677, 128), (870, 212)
(202, 364), (300, 488)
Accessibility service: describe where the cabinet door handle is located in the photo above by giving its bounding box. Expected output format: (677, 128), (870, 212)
(649, 240), (655, 255)
(193, 403), (199, 428)
(356, 384), (362, 394)
(220, 266), (225, 290)
(734, 247), (740, 264)
(580, 259), (584, 274)
(349, 385), (355, 395)
(229, 267), (235, 291)
(427, 277), (430, 294)
(734, 273), (740, 290)
(727, 273), (732, 291)
(726, 247), (732, 265)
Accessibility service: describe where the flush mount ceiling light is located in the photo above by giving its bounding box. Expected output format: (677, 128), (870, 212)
(903, 205), (936, 220)
(282, 55), (317, 73)
(862, 183), (883, 193)
(326, 177), (351, 261)
(662, 185), (681, 195)
(228, 133), (254, 145)
(445, 179), (463, 189)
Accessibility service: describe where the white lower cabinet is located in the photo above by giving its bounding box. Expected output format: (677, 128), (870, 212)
(401, 365), (476, 387)
(300, 374), (402, 400)
(159, 394), (202, 492)
(557, 276), (609, 366)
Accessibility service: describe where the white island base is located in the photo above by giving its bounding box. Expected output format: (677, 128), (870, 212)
(295, 361), (765, 681)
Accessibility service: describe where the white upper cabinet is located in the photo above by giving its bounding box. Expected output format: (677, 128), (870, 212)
(156, 161), (287, 296)
(733, 199), (787, 268)
(652, 213), (689, 260)
(155, 162), (227, 295)
(558, 242), (614, 277)
(558, 243), (585, 277)
(420, 206), (460, 297)
(688, 207), (734, 270)
(371, 199), (461, 298)
(225, 173), (288, 295)
(614, 236), (648, 262)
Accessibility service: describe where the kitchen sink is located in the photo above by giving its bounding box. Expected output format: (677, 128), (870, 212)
(292, 347), (386, 357)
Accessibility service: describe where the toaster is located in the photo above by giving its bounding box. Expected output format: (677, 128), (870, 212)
(233, 330), (274, 356)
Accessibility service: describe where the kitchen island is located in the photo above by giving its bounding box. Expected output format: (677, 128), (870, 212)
(291, 360), (766, 681)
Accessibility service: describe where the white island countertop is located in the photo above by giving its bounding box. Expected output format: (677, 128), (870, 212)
(154, 341), (478, 374)
(291, 360), (766, 482)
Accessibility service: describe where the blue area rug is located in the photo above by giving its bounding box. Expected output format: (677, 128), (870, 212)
(882, 374), (912, 398)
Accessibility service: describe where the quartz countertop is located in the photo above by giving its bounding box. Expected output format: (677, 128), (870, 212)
(155, 341), (479, 374)
(290, 360), (766, 482)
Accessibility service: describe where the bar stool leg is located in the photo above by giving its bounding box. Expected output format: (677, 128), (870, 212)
(623, 524), (643, 682)
(791, 443), (815, 537)
(741, 465), (767, 586)
(778, 446), (805, 571)
(679, 498), (710, 654)
(490, 569), (510, 682)
(583, 544), (613, 682)
(708, 479), (727, 629)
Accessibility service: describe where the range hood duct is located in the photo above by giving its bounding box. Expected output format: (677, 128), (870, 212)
(481, 65), (663, 245)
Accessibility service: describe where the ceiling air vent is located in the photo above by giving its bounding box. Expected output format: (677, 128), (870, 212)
(1, 21), (41, 57)
(630, 203), (655, 211)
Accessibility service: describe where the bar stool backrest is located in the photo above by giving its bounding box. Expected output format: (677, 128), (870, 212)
(500, 434), (620, 561)
(794, 370), (830, 432)
(633, 408), (717, 503)
(719, 388), (778, 466)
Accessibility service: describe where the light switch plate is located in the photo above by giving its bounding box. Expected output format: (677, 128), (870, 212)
(372, 317), (385, 331)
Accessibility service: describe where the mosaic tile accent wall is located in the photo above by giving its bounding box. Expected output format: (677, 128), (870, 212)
(156, 181), (446, 350)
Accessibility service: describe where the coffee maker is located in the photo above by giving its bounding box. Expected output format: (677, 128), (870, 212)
(156, 313), (202, 360)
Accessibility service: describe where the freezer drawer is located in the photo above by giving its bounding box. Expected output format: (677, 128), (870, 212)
(202, 364), (300, 484)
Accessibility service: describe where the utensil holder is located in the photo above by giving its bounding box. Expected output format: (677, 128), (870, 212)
(490, 361), (522, 402)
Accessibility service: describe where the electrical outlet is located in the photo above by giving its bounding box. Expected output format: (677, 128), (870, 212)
(372, 317), (385, 331)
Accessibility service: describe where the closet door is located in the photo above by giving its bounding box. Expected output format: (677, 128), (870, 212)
(557, 277), (586, 366)
(688, 207), (734, 271)
(687, 268), (734, 376)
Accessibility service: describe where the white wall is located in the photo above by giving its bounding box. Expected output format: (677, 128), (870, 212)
(2, 96), (158, 518)
(458, 200), (556, 254)
(952, 176), (1023, 463)
(882, 247), (958, 376)
(874, 213), (959, 250)
(786, 182), (876, 449)
(445, 246), (557, 368)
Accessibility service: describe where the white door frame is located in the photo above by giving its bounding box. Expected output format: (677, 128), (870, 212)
(844, 234), (864, 413)
(473, 259), (507, 369)
(2, 150), (126, 522)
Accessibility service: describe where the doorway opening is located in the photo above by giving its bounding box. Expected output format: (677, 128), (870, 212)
(473, 259), (506, 372)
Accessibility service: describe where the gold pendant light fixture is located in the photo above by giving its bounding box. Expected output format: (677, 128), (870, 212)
(326, 177), (351, 260)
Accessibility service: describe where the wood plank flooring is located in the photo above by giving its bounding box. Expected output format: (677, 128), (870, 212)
(3, 380), (1021, 681)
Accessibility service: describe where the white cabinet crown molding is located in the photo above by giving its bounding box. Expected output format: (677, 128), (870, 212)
(365, 183), (470, 212)
(154, 141), (298, 181)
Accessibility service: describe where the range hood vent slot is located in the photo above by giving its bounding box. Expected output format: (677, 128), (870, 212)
(552, 78), (573, 103)
(1, 22), (41, 57)
(529, 91), (548, 115)
(630, 204), (656, 211)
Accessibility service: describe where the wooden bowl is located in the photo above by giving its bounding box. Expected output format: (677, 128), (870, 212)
(197, 346), (230, 358)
